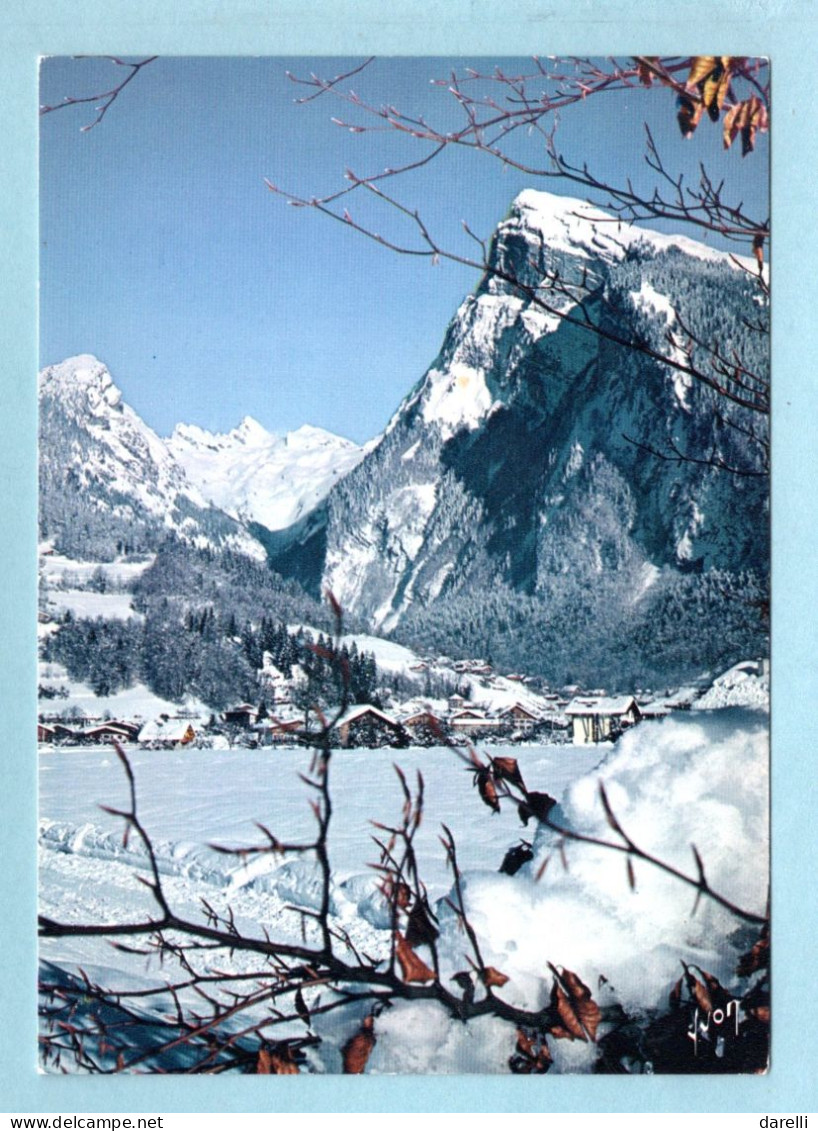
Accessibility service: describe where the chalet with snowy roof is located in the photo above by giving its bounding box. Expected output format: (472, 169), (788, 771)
(449, 708), (498, 734)
(638, 702), (672, 720)
(252, 714), (304, 745)
(332, 704), (407, 749)
(223, 703), (259, 727)
(498, 703), (541, 734)
(447, 694), (468, 713)
(400, 709), (445, 743)
(658, 687), (700, 711)
(83, 721), (141, 745)
(564, 695), (641, 745)
(138, 718), (196, 749)
(38, 721), (84, 744)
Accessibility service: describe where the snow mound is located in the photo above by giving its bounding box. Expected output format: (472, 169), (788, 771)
(443, 711), (767, 1024)
(696, 661), (769, 710)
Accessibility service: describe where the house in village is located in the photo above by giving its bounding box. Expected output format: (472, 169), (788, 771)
(332, 704), (407, 749)
(138, 717), (197, 749)
(564, 695), (641, 745)
(400, 709), (445, 745)
(223, 703), (259, 728)
(638, 702), (672, 721)
(498, 702), (541, 735)
(252, 715), (304, 745)
(448, 708), (499, 737)
(38, 719), (141, 745)
(83, 721), (141, 745)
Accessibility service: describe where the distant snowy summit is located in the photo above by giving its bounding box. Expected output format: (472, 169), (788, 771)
(167, 416), (370, 532)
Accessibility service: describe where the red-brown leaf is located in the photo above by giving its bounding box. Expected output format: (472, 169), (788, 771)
(492, 756), (525, 791)
(476, 768), (500, 813)
(481, 965), (510, 989)
(342, 1015), (376, 1074)
(510, 1028), (552, 1074)
(677, 94), (705, 139)
(257, 1046), (299, 1074)
(636, 57), (657, 87)
(516, 1028), (536, 1057)
(393, 881), (412, 910)
(549, 967), (601, 1042)
(723, 95), (768, 154)
(737, 922), (769, 977)
(395, 932), (435, 983)
(683, 965), (715, 1013)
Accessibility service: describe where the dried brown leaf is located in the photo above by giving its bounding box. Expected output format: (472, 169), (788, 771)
(636, 57), (657, 87)
(682, 965), (718, 1013)
(753, 234), (765, 268)
(549, 967), (601, 1042)
(737, 922), (769, 977)
(342, 1015), (376, 1074)
(492, 756), (525, 790)
(678, 94), (705, 139)
(257, 1046), (299, 1074)
(686, 55), (718, 90)
(701, 57), (732, 120)
(395, 932), (435, 983)
(476, 768), (500, 813)
(481, 965), (510, 989)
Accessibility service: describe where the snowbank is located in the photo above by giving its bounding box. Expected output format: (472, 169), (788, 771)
(696, 661), (769, 710)
(446, 711), (767, 1028)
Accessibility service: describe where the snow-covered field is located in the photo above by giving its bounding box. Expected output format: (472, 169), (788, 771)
(39, 708), (769, 1074)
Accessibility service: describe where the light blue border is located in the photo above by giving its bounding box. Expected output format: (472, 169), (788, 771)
(3, 0), (816, 1113)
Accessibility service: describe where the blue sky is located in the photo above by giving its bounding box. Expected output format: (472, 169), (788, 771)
(40, 56), (769, 444)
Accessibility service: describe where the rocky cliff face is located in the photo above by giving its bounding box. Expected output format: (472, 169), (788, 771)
(275, 190), (768, 635)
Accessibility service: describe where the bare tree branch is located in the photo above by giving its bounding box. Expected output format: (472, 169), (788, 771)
(40, 56), (158, 131)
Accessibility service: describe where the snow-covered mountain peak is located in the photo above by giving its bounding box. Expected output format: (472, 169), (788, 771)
(39, 356), (267, 562)
(506, 188), (762, 273)
(506, 189), (631, 263)
(167, 416), (369, 532)
(285, 423), (359, 451)
(233, 415), (272, 446)
(39, 355), (124, 418)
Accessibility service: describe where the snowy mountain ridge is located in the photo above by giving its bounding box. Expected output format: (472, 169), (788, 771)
(167, 415), (370, 532)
